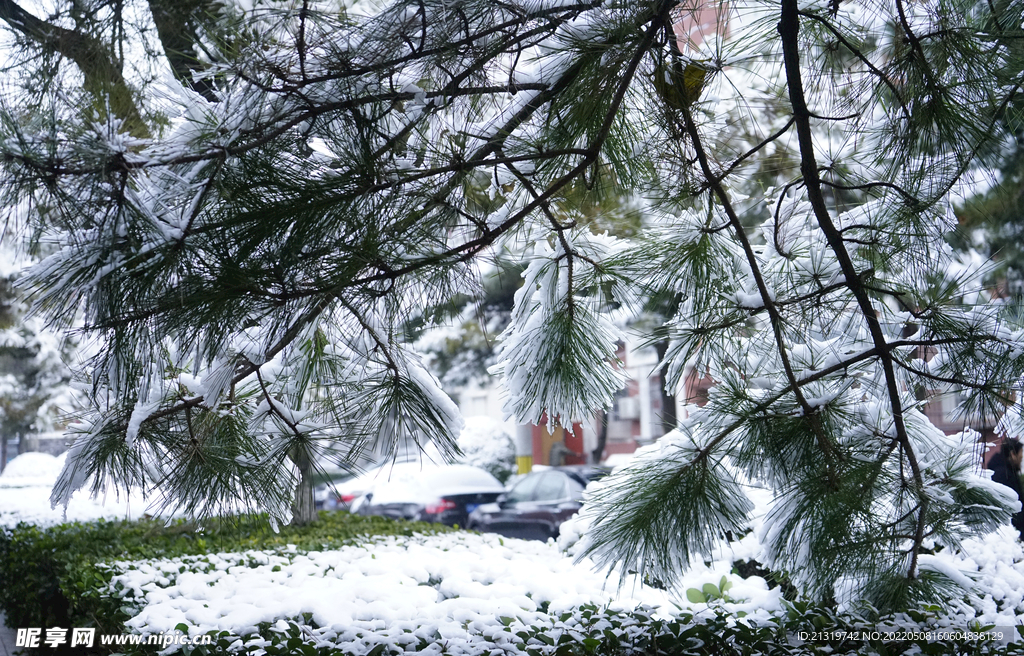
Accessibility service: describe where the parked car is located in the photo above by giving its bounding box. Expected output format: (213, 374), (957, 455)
(353, 463), (505, 527)
(467, 465), (609, 541)
(315, 457), (442, 511)
(315, 468), (389, 511)
(313, 469), (359, 511)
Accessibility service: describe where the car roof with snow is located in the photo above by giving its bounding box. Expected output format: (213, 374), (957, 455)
(363, 464), (504, 505)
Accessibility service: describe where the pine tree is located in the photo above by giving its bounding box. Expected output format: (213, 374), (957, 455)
(2, 0), (1023, 607)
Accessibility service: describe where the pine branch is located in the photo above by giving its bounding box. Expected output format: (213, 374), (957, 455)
(894, 0), (941, 93)
(796, 10), (913, 125)
(140, 297), (333, 426)
(712, 117), (796, 185)
(497, 152), (579, 321)
(337, 296), (400, 376)
(284, 1), (604, 88)
(677, 101), (843, 476)
(255, 367), (304, 438)
(778, 0), (928, 578)
(818, 178), (920, 204)
(892, 358), (1015, 401)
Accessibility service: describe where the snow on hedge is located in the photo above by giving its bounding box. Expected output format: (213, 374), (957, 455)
(107, 532), (781, 653)
(100, 523), (1024, 653)
(560, 454), (1024, 639)
(5, 448), (1024, 652)
(0, 451), (66, 486)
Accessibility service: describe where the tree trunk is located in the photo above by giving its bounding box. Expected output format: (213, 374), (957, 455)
(148, 0), (220, 101)
(653, 339), (677, 436)
(0, 0), (149, 136)
(290, 447), (317, 526)
(591, 409), (609, 464)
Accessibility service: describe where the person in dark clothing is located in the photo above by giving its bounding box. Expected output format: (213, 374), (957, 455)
(987, 437), (1024, 540)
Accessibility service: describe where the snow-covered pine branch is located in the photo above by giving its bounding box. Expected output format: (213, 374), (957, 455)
(2, 0), (1024, 607)
(491, 229), (628, 427)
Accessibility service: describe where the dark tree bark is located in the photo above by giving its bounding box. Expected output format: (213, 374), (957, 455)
(148, 0), (220, 102)
(653, 339), (677, 436)
(591, 408), (609, 464)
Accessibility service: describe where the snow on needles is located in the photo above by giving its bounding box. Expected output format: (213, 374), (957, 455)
(492, 231), (627, 428)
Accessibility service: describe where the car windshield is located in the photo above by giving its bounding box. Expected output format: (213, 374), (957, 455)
(565, 476), (585, 499)
(533, 472), (567, 501)
(505, 473), (541, 502)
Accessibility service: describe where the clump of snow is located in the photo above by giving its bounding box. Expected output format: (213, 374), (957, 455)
(930, 526), (1024, 627)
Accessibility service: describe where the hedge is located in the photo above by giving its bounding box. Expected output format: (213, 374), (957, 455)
(104, 602), (1024, 656)
(2, 514), (1022, 656)
(0, 511), (452, 646)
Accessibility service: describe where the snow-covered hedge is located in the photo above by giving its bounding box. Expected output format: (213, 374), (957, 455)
(3, 452), (1023, 656)
(106, 602), (1024, 656)
(107, 533), (688, 648)
(97, 531), (1023, 655)
(3, 511), (1023, 656)
(0, 512), (453, 635)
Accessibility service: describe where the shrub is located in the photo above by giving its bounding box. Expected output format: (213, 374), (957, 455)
(4, 514), (1022, 656)
(109, 602), (1024, 656)
(457, 416), (517, 484)
(0, 512), (451, 641)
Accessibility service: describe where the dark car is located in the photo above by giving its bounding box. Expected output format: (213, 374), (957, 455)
(468, 465), (609, 541)
(354, 463), (505, 527)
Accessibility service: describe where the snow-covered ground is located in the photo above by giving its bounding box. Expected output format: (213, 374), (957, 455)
(3, 449), (1024, 653)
